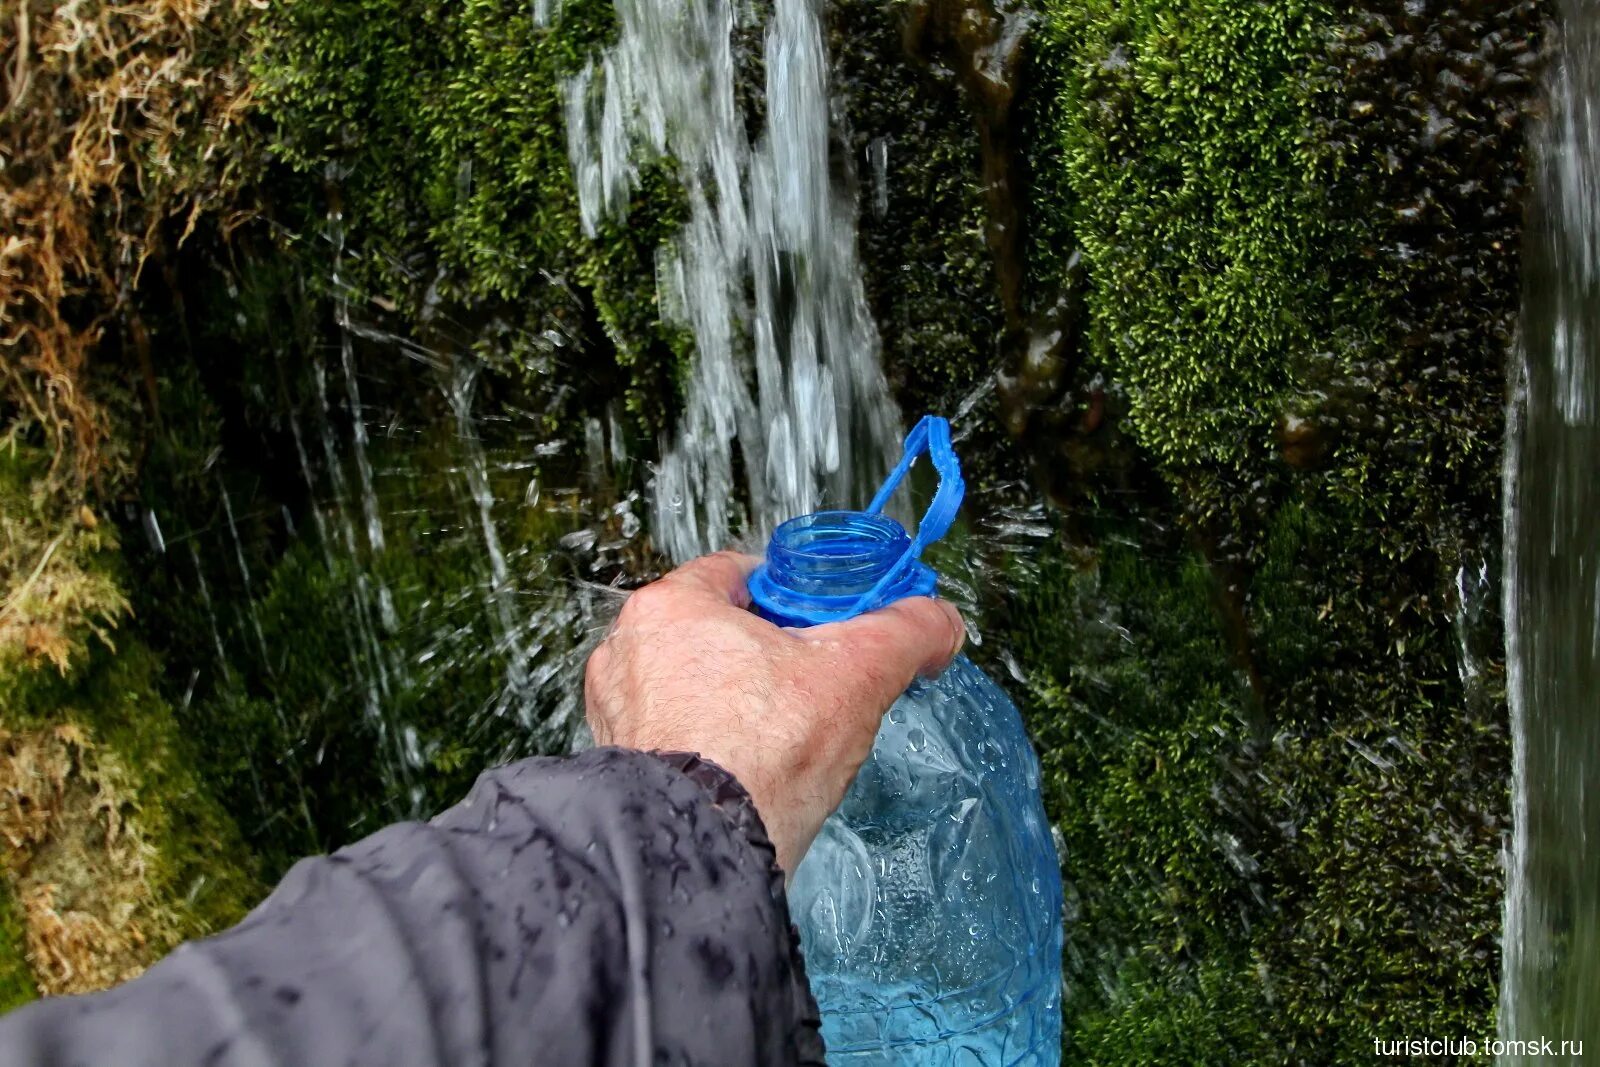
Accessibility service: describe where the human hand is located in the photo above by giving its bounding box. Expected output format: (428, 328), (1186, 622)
(585, 551), (966, 876)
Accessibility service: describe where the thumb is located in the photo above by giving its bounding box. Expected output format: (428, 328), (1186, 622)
(797, 596), (967, 710)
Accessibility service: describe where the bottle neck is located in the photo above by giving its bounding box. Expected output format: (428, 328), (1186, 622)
(766, 511), (910, 598)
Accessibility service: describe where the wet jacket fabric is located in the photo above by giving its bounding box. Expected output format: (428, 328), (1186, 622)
(0, 747), (826, 1067)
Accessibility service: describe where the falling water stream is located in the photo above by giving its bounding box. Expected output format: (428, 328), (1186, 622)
(564, 0), (903, 560)
(1500, 0), (1600, 1058)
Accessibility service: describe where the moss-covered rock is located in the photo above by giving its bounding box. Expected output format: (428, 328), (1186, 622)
(0, 654), (265, 999)
(113, 234), (624, 876)
(1031, 0), (1542, 531)
(0, 0), (1552, 1057)
(136, 471), (596, 875)
(1008, 494), (1505, 1061)
(834, 0), (1002, 410)
(0, 0), (260, 492)
(831, 0), (1034, 499)
(1039, 0), (1329, 476)
(0, 452), (128, 677)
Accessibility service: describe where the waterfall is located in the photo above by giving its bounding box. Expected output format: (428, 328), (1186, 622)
(564, 0), (902, 562)
(1500, 2), (1600, 1059)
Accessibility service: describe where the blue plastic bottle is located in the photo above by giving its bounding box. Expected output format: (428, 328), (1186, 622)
(749, 416), (1064, 1065)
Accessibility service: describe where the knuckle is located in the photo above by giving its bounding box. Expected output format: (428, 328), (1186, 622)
(709, 549), (750, 574)
(788, 731), (820, 777)
(893, 597), (961, 651)
(584, 644), (607, 687)
(898, 595), (946, 630)
(622, 581), (669, 618)
(848, 623), (902, 663)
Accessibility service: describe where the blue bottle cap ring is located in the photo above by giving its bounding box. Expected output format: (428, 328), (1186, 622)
(748, 415), (965, 626)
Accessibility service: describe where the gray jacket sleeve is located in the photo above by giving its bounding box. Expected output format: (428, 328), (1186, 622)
(0, 747), (825, 1067)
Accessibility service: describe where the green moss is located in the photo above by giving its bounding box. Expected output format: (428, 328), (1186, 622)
(1250, 715), (1505, 1058)
(0, 447), (129, 676)
(0, 881), (34, 1012)
(120, 329), (600, 874)
(1065, 956), (1271, 1065)
(1241, 493), (1505, 1058)
(1010, 531), (1257, 1042)
(999, 3), (1543, 1051)
(4, 641), (268, 943)
(1037, 0), (1335, 475)
(0, 0), (1535, 1042)
(833, 0), (1004, 410)
(201, 492), (587, 867)
(249, 0), (689, 430)
(1001, 488), (1507, 1058)
(1032, 0), (1539, 532)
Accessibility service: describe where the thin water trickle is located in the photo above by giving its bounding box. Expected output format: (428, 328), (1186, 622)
(143, 509), (166, 554)
(218, 476), (273, 670)
(331, 219), (389, 559)
(565, 0), (902, 561)
(1500, 1), (1600, 1057)
(188, 542), (234, 689)
(448, 360), (541, 730)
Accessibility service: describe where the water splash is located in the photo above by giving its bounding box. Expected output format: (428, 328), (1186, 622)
(565, 0), (901, 561)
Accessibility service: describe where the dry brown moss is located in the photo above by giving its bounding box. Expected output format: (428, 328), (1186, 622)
(0, 491), (127, 674)
(0, 0), (259, 492)
(0, 447), (128, 673)
(0, 723), (173, 996)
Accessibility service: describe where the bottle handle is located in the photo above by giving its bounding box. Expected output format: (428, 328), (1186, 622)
(844, 415), (966, 617)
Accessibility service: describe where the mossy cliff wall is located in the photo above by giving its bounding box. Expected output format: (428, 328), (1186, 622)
(843, 7), (1539, 1056)
(1, 0), (1550, 1058)
(110, 0), (674, 883)
(250, 0), (689, 428)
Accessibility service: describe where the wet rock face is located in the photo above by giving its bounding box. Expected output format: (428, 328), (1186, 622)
(251, 0), (690, 442)
(902, 0), (1032, 328)
(1308, 0), (1547, 547)
(1275, 412), (1334, 471)
(830, 0), (1005, 411)
(836, 0), (1119, 513)
(1025, 0), (1543, 520)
